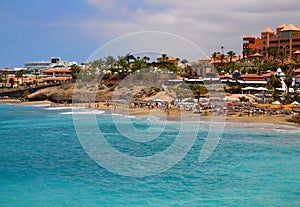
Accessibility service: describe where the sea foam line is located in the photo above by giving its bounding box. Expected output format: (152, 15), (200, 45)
(61, 110), (105, 115)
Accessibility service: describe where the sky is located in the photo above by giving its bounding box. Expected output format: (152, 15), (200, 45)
(1, 0), (300, 68)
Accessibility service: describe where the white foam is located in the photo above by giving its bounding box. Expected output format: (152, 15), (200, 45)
(45, 106), (86, 110)
(31, 104), (52, 107)
(111, 113), (135, 118)
(61, 110), (105, 115)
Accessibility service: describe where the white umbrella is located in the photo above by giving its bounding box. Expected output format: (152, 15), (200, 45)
(155, 99), (163, 102)
(257, 87), (268, 91)
(272, 101), (281, 105)
(242, 86), (256, 90)
(291, 101), (300, 106)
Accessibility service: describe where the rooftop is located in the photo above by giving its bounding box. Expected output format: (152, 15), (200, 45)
(262, 26), (274, 34)
(281, 24), (300, 32)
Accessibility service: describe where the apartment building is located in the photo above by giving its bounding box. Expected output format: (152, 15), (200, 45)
(243, 23), (300, 60)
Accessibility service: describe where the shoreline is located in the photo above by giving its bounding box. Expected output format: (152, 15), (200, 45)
(1, 99), (299, 127)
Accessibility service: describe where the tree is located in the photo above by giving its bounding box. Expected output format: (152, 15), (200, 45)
(2, 69), (9, 88)
(9, 78), (14, 88)
(220, 54), (225, 66)
(269, 74), (281, 101)
(243, 47), (253, 59)
(193, 84), (207, 103)
(91, 58), (105, 69)
(252, 58), (261, 74)
(277, 50), (288, 66)
(105, 55), (116, 68)
(284, 72), (293, 94)
(70, 64), (81, 80)
(142, 56), (150, 63)
(15, 71), (22, 86)
(268, 47), (279, 61)
(15, 69), (26, 86)
(131, 56), (147, 72)
(227, 50), (236, 63)
(212, 52), (218, 63)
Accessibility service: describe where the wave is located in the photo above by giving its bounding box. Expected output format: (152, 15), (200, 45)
(61, 110), (105, 115)
(224, 121), (300, 133)
(111, 113), (136, 119)
(45, 106), (86, 110)
(31, 104), (52, 107)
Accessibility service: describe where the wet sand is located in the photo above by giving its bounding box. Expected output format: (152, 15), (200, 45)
(1, 99), (299, 127)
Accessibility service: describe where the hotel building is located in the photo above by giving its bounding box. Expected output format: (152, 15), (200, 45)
(243, 24), (300, 60)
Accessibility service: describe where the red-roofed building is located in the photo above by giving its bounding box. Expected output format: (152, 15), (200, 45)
(243, 23), (300, 60)
(237, 74), (267, 87)
(243, 35), (261, 59)
(294, 68), (300, 76)
(40, 68), (72, 83)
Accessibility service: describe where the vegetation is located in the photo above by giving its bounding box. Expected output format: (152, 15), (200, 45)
(70, 64), (81, 80)
(193, 84), (207, 102)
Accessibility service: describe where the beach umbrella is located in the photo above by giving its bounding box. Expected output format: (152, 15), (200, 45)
(270, 104), (281, 109)
(291, 101), (300, 106)
(227, 102), (234, 107)
(258, 103), (271, 108)
(272, 101), (281, 105)
(283, 107), (293, 111)
(284, 104), (298, 108)
(242, 86), (256, 90)
(257, 87), (268, 91)
(155, 99), (163, 102)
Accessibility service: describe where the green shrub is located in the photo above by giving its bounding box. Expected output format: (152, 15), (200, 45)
(154, 87), (161, 92)
(20, 90), (30, 98)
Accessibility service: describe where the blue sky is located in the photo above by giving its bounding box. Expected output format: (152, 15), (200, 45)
(1, 0), (300, 68)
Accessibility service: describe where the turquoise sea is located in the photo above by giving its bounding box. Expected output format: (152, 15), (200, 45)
(0, 103), (300, 206)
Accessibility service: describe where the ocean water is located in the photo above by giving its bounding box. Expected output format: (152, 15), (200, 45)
(0, 103), (300, 206)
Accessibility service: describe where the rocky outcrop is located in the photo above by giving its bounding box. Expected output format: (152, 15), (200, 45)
(27, 83), (115, 103)
(27, 84), (74, 103)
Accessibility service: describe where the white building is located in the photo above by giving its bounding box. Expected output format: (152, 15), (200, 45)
(24, 57), (77, 71)
(274, 68), (287, 92)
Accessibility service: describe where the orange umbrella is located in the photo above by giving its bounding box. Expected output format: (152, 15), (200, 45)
(258, 103), (271, 108)
(270, 104), (281, 109)
(284, 104), (298, 108)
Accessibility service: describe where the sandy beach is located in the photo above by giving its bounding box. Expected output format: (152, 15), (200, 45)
(1, 99), (299, 127)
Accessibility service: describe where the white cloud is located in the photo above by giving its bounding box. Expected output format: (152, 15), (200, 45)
(59, 0), (300, 59)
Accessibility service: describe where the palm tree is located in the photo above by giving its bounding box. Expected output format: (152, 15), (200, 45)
(70, 64), (81, 80)
(220, 54), (225, 66)
(212, 52), (218, 63)
(243, 47), (252, 60)
(284, 73), (293, 94)
(142, 56), (150, 63)
(227, 51), (236, 63)
(18, 69), (26, 86)
(9, 78), (14, 88)
(268, 47), (279, 61)
(2, 69), (9, 88)
(105, 55), (116, 68)
(269, 73), (281, 94)
(252, 58), (261, 74)
(277, 50), (288, 66)
(15, 71), (22, 87)
(91, 58), (105, 70)
(132, 56), (148, 72)
(193, 84), (207, 103)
